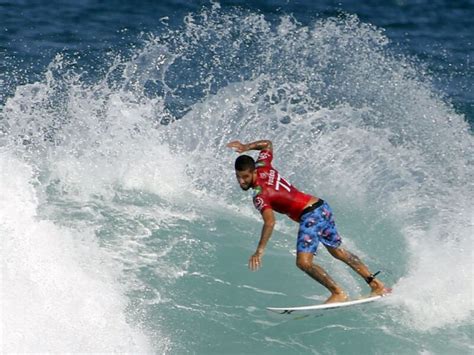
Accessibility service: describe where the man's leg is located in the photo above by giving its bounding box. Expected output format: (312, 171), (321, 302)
(325, 246), (387, 295)
(296, 252), (349, 304)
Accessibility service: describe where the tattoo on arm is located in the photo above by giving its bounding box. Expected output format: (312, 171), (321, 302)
(247, 140), (272, 151)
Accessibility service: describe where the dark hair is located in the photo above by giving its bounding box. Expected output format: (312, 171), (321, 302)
(235, 155), (255, 171)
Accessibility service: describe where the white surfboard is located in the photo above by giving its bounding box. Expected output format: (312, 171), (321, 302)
(267, 294), (387, 315)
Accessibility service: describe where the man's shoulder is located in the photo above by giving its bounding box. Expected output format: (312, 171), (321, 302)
(253, 182), (274, 200)
(255, 160), (268, 169)
(257, 150), (272, 161)
(256, 158), (276, 173)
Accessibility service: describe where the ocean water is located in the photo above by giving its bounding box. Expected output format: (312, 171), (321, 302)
(1, 1), (472, 354)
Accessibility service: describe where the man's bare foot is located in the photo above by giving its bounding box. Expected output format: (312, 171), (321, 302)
(369, 279), (392, 296)
(324, 291), (349, 304)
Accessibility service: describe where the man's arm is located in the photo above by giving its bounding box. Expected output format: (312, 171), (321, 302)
(249, 208), (275, 271)
(227, 140), (273, 153)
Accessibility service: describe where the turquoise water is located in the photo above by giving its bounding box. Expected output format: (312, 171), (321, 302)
(1, 2), (473, 354)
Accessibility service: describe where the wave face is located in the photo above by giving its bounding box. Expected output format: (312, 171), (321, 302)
(1, 5), (472, 354)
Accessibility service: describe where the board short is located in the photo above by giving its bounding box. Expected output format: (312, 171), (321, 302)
(297, 201), (342, 253)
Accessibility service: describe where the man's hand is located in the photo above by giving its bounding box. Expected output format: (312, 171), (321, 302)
(227, 140), (247, 153)
(248, 250), (263, 271)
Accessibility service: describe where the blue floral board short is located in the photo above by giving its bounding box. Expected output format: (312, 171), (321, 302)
(297, 201), (342, 253)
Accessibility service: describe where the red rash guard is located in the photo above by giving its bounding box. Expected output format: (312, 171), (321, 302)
(252, 150), (313, 222)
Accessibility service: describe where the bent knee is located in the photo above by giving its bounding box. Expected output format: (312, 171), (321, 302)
(296, 259), (313, 272)
(327, 246), (347, 260)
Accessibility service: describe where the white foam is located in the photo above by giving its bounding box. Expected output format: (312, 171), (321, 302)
(390, 207), (473, 330)
(0, 151), (158, 353)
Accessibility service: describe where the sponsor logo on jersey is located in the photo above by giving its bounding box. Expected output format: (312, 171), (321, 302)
(258, 151), (271, 160)
(256, 161), (266, 168)
(254, 196), (265, 211)
(268, 169), (276, 185)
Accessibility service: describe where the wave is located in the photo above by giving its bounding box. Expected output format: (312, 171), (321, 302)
(1, 5), (472, 353)
(0, 151), (160, 352)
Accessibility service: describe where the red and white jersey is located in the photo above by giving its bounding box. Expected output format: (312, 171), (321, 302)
(252, 150), (313, 222)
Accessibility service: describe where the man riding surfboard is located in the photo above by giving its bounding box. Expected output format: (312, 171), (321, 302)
(227, 139), (389, 303)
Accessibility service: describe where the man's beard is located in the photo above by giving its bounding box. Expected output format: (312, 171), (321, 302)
(240, 184), (251, 191)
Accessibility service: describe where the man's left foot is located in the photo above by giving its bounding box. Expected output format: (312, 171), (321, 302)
(324, 291), (349, 304)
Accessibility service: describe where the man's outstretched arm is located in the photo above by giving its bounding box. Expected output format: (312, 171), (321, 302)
(249, 208), (275, 271)
(227, 140), (272, 153)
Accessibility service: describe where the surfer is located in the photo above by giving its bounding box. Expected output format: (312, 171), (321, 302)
(227, 139), (389, 303)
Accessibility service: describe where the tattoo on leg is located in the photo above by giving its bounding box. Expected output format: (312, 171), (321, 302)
(303, 264), (340, 292)
(344, 251), (371, 277)
(347, 251), (362, 266)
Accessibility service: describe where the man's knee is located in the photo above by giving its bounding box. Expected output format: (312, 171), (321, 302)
(326, 246), (347, 260)
(296, 257), (313, 272)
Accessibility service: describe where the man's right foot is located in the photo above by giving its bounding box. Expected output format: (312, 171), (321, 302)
(369, 279), (391, 296)
(324, 291), (349, 304)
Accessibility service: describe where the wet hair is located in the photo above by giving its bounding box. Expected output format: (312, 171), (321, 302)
(235, 155), (255, 171)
